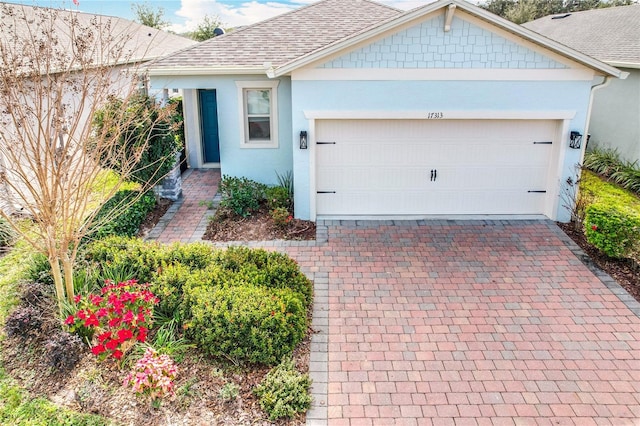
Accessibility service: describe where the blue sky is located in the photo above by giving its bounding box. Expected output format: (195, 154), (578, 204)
(9, 0), (448, 32)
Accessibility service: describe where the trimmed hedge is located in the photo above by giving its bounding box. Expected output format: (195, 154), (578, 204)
(213, 247), (313, 309)
(83, 239), (313, 365)
(90, 190), (156, 240)
(184, 284), (306, 365)
(585, 204), (640, 259)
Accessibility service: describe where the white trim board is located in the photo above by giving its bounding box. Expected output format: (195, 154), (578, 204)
(292, 68), (595, 81)
(303, 110), (576, 120)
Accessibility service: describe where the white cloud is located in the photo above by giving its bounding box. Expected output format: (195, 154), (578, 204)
(168, 0), (480, 34)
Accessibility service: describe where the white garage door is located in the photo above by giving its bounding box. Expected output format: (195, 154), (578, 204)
(315, 119), (558, 216)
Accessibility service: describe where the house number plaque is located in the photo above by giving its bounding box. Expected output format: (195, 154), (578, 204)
(427, 112), (444, 119)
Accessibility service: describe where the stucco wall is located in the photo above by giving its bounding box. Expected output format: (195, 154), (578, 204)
(150, 75), (293, 186)
(588, 68), (640, 163)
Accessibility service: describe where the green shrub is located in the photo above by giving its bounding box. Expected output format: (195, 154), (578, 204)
(271, 207), (292, 229)
(84, 236), (165, 284)
(275, 170), (294, 211)
(26, 253), (54, 286)
(585, 204), (640, 259)
(93, 94), (182, 186)
(184, 284), (307, 365)
(164, 242), (216, 270)
(254, 358), (312, 420)
(583, 148), (623, 178)
(219, 176), (266, 217)
(89, 190), (156, 240)
(151, 263), (193, 317)
(584, 148), (640, 195)
(213, 247), (313, 308)
(265, 186), (291, 212)
(0, 217), (15, 249)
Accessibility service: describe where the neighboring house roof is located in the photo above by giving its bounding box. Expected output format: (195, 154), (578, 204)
(147, 0), (623, 79)
(523, 5), (640, 68)
(147, 0), (401, 73)
(0, 2), (197, 68)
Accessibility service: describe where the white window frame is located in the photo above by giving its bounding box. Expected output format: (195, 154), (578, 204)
(236, 80), (280, 148)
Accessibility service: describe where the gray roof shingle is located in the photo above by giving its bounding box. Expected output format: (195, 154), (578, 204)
(523, 5), (640, 65)
(148, 0), (401, 70)
(0, 2), (197, 67)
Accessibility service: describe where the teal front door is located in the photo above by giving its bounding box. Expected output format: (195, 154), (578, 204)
(199, 90), (220, 163)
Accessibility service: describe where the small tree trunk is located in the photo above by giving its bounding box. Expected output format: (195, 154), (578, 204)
(62, 254), (75, 304)
(49, 256), (66, 317)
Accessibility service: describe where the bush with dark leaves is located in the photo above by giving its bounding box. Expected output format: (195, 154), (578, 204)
(5, 305), (42, 338)
(44, 331), (84, 372)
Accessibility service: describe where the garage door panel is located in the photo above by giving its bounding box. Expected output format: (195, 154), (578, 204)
(316, 119), (556, 216)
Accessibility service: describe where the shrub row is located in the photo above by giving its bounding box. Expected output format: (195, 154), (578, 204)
(218, 175), (293, 218)
(89, 190), (156, 241)
(82, 238), (312, 365)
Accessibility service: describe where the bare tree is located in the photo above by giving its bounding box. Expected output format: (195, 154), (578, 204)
(0, 4), (176, 314)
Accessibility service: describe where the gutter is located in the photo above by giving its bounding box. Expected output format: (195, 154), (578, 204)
(580, 76), (612, 163)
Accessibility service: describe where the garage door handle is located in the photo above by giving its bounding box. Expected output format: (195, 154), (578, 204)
(317, 191), (336, 194)
(430, 169), (437, 182)
(317, 141), (336, 145)
(528, 190), (547, 193)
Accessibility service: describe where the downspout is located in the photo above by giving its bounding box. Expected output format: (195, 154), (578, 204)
(579, 76), (612, 165)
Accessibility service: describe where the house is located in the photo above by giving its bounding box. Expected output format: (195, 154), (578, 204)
(147, 0), (624, 222)
(0, 3), (198, 213)
(523, 5), (639, 164)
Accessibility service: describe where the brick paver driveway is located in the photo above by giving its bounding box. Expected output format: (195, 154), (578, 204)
(282, 220), (640, 426)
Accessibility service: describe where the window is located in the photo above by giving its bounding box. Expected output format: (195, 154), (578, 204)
(236, 81), (279, 148)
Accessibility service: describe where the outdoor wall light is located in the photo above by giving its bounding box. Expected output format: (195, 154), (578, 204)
(300, 131), (308, 149)
(569, 131), (583, 149)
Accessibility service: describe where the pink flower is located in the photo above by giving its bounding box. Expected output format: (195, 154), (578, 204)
(96, 308), (108, 318)
(112, 350), (123, 360)
(108, 317), (121, 328)
(73, 294), (82, 304)
(64, 315), (75, 325)
(122, 310), (135, 324)
(76, 309), (87, 320)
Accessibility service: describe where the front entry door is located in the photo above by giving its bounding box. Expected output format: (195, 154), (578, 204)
(199, 89), (220, 163)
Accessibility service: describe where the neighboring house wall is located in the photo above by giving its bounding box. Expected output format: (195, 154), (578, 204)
(290, 13), (594, 221)
(588, 68), (640, 162)
(150, 75), (293, 185)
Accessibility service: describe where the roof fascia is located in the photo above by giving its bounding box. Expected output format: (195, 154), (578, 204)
(605, 61), (639, 71)
(274, 0), (624, 79)
(147, 67), (267, 76)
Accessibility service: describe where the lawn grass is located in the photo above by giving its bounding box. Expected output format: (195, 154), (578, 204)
(0, 243), (111, 426)
(581, 170), (640, 211)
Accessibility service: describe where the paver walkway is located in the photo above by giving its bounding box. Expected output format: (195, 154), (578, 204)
(148, 169), (640, 425)
(146, 168), (221, 243)
(283, 221), (640, 426)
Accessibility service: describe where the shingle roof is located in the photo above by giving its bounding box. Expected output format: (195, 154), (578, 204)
(523, 5), (640, 65)
(0, 2), (197, 67)
(148, 0), (401, 70)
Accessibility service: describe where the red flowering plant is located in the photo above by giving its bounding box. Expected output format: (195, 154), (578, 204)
(65, 280), (159, 361)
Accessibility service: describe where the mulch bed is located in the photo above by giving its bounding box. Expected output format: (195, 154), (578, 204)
(203, 205), (316, 242)
(558, 222), (640, 303)
(137, 198), (173, 238)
